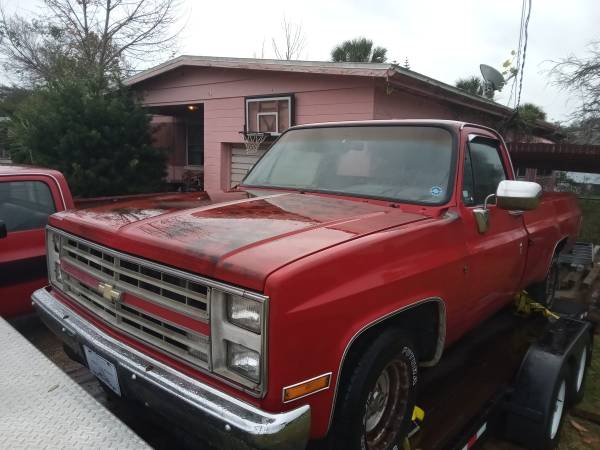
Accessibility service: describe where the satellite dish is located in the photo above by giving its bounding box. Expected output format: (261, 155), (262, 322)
(480, 64), (505, 91)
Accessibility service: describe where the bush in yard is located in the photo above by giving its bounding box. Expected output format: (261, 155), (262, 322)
(9, 78), (167, 197)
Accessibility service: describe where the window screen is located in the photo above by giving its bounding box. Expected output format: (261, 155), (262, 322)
(0, 181), (56, 232)
(462, 138), (507, 206)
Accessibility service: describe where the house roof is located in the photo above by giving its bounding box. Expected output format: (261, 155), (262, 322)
(125, 55), (556, 132)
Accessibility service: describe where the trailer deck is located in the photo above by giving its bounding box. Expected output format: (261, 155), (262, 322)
(0, 316), (149, 449)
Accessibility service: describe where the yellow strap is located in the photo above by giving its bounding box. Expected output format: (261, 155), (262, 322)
(412, 405), (425, 422)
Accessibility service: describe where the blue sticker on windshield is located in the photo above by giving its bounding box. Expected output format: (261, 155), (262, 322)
(430, 186), (443, 197)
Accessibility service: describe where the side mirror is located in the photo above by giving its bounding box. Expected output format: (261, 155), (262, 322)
(0, 220), (6, 239)
(496, 180), (542, 211)
(473, 180), (542, 234)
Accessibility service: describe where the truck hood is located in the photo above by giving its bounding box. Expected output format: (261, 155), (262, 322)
(50, 190), (428, 291)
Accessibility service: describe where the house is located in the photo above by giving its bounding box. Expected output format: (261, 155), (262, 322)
(125, 56), (556, 192)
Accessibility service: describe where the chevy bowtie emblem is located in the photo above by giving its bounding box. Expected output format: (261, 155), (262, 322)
(97, 282), (122, 302)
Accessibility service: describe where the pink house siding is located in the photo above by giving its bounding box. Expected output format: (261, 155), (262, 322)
(137, 67), (376, 191)
(129, 58), (556, 192)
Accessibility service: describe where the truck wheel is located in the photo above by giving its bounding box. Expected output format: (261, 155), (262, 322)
(529, 259), (559, 308)
(329, 330), (418, 450)
(569, 336), (591, 405)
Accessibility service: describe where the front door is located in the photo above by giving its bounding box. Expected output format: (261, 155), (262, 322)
(459, 133), (528, 327)
(0, 177), (60, 317)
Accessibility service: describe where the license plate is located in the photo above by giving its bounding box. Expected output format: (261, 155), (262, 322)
(84, 346), (121, 396)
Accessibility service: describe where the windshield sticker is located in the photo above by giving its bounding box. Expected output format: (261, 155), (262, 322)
(430, 186), (443, 197)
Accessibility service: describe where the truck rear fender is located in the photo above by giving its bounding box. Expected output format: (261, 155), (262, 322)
(329, 297), (446, 429)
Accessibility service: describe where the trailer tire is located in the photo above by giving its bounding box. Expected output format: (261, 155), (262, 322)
(528, 258), (559, 309)
(541, 369), (569, 450)
(329, 330), (418, 450)
(569, 335), (591, 405)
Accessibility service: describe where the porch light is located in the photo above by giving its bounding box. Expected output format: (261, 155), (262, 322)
(187, 105), (198, 111)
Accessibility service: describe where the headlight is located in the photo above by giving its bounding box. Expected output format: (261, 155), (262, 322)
(226, 294), (262, 333)
(46, 229), (63, 288)
(211, 290), (267, 393)
(227, 341), (260, 382)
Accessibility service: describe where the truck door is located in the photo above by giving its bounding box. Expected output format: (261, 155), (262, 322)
(459, 134), (528, 326)
(0, 176), (62, 317)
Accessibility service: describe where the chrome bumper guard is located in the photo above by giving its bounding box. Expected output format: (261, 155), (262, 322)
(32, 288), (310, 450)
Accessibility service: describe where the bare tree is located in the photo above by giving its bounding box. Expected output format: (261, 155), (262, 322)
(272, 17), (306, 61)
(551, 40), (600, 122)
(0, 0), (181, 85)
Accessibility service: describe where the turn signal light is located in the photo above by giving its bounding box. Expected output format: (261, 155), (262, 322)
(283, 373), (331, 403)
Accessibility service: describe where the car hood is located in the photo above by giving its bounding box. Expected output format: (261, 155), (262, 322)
(50, 190), (428, 291)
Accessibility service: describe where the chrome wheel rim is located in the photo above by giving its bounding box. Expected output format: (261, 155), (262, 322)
(363, 359), (410, 450)
(365, 370), (390, 432)
(576, 347), (588, 392)
(550, 381), (566, 440)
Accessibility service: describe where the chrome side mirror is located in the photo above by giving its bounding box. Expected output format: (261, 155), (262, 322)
(473, 180), (542, 234)
(496, 180), (542, 211)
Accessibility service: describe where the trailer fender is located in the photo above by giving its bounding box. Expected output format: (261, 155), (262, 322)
(504, 318), (593, 448)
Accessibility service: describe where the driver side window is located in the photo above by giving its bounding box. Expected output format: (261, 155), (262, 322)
(462, 138), (507, 206)
(0, 180), (56, 233)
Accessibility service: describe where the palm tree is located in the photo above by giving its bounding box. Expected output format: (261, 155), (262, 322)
(455, 76), (494, 100)
(455, 76), (484, 96)
(331, 37), (387, 63)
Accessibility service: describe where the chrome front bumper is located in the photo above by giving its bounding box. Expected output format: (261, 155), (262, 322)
(32, 287), (310, 450)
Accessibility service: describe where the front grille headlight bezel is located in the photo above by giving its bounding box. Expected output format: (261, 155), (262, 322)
(211, 289), (268, 393)
(46, 228), (63, 289)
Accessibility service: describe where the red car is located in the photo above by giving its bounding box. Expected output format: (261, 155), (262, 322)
(1, 165), (73, 318)
(33, 121), (581, 450)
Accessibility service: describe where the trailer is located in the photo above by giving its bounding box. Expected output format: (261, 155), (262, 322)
(400, 295), (593, 450)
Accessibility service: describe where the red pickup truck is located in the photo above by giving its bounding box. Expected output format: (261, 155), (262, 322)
(0, 165), (74, 318)
(33, 120), (580, 450)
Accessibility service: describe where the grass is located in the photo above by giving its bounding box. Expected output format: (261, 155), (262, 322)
(578, 198), (600, 244)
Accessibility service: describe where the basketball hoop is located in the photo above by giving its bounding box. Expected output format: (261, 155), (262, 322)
(241, 131), (269, 155)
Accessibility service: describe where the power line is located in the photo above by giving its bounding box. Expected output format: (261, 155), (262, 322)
(516, 0), (532, 110)
(508, 0), (527, 106)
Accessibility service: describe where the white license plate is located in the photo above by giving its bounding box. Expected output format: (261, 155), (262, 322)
(84, 346), (121, 396)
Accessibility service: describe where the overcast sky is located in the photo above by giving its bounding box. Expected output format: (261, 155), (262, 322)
(6, 0), (600, 124)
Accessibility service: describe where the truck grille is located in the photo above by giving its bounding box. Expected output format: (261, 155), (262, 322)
(58, 235), (211, 369)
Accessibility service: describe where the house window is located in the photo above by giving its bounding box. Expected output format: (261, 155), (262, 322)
(186, 121), (204, 166)
(515, 166), (527, 178)
(245, 94), (294, 135)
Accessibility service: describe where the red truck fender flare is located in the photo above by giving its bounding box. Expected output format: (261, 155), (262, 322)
(327, 296), (446, 430)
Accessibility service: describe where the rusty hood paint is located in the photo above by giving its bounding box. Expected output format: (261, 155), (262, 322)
(50, 190), (428, 291)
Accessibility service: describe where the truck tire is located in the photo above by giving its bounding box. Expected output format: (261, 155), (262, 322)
(329, 330), (418, 450)
(528, 259), (559, 309)
(569, 335), (591, 405)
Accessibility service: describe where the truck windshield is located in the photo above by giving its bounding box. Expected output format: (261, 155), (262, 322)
(242, 126), (455, 205)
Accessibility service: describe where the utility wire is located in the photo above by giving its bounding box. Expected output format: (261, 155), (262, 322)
(508, 0), (527, 106)
(516, 0), (532, 110)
